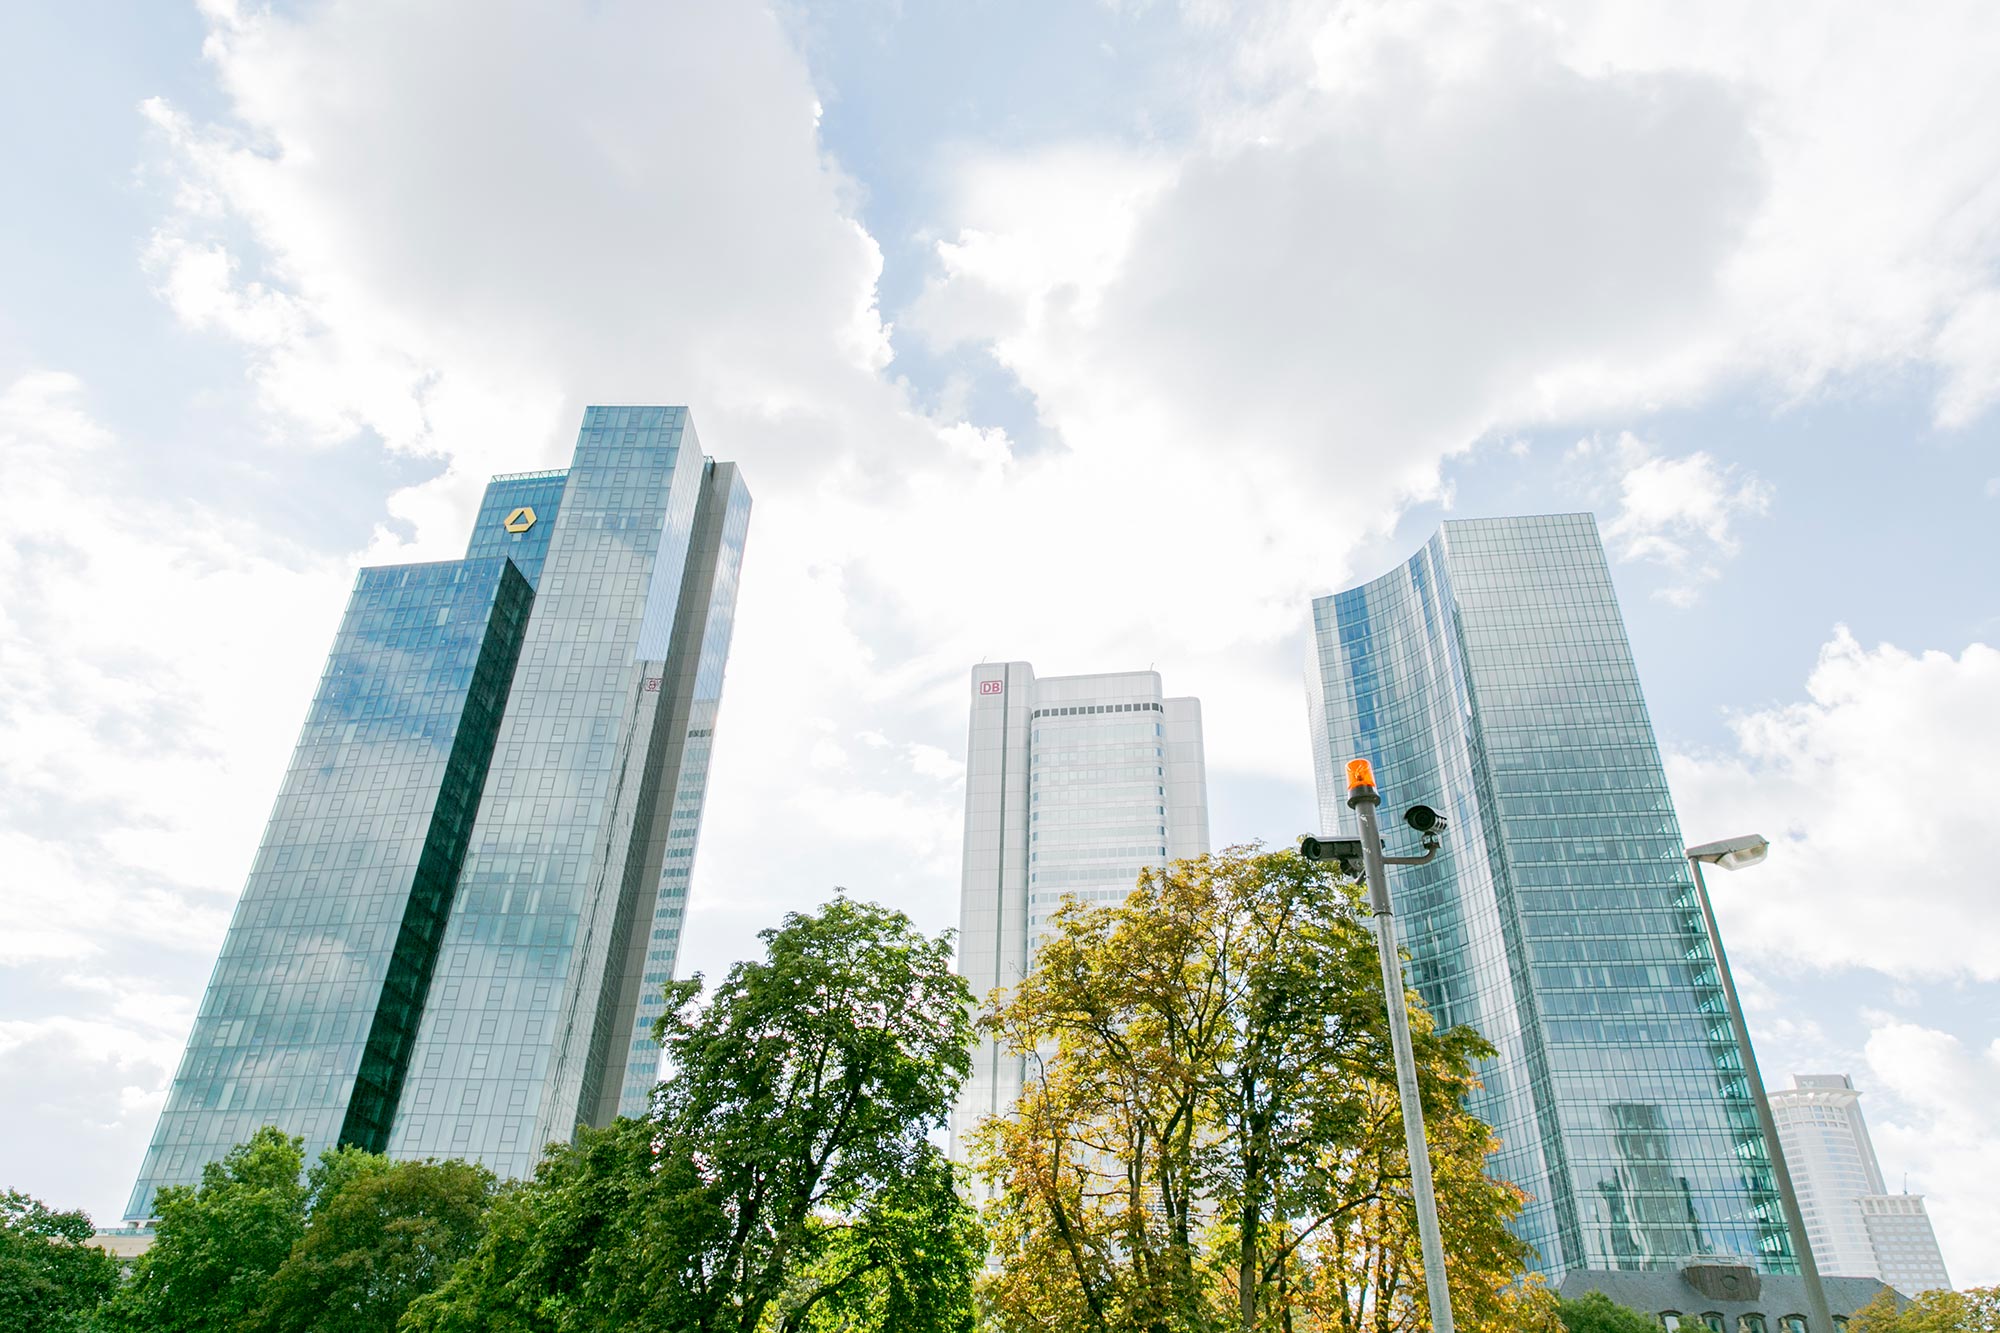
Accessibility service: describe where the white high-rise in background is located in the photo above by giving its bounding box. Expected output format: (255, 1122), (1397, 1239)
(951, 664), (1210, 1160)
(1769, 1076), (1886, 1279)
(1768, 1074), (1952, 1295)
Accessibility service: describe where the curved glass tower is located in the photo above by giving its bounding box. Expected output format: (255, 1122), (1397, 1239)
(1305, 513), (1794, 1278)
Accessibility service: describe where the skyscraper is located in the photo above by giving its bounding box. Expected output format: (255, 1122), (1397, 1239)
(1770, 1074), (1952, 1294)
(952, 665), (1210, 1157)
(1304, 513), (1793, 1279)
(1768, 1076), (1885, 1280)
(127, 407), (750, 1219)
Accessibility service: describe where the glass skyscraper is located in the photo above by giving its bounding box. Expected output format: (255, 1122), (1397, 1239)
(127, 407), (750, 1219)
(1304, 514), (1794, 1279)
(952, 664), (1210, 1159)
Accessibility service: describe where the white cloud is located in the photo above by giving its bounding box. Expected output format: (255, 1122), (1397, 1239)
(0, 372), (351, 963)
(1862, 1019), (2000, 1286)
(1668, 629), (2000, 980)
(13, 0), (2000, 1225)
(911, 0), (2000, 541)
(912, 4), (1764, 546)
(1543, 0), (2000, 422)
(140, 0), (940, 530)
(0, 369), (353, 1216)
(1569, 431), (1773, 605)
(1932, 290), (2000, 429)
(0, 1016), (183, 1224)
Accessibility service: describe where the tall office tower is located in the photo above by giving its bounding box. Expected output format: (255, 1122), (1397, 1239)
(1858, 1197), (1952, 1296)
(127, 407), (750, 1219)
(952, 665), (1210, 1157)
(1304, 514), (1793, 1280)
(1768, 1076), (1885, 1279)
(1770, 1074), (1952, 1293)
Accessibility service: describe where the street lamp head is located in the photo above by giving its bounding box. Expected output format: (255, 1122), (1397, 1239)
(1685, 834), (1770, 872)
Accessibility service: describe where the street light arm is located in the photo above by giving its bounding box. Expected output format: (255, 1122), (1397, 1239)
(1684, 846), (1835, 1333)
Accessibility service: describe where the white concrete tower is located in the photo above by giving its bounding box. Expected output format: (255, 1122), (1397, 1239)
(1769, 1074), (1952, 1294)
(951, 663), (1210, 1162)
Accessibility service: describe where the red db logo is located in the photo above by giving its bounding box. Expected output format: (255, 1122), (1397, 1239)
(979, 679), (1004, 695)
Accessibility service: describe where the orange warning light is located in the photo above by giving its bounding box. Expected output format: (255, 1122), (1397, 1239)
(1346, 758), (1376, 791)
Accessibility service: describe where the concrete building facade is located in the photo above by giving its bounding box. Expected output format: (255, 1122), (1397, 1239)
(1769, 1074), (1952, 1295)
(951, 664), (1208, 1158)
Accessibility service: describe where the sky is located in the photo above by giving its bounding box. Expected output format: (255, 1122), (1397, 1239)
(1, 0), (1995, 1285)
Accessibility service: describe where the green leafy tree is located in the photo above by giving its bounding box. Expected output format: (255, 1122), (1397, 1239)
(101, 1126), (308, 1333)
(971, 846), (1542, 1333)
(248, 1156), (496, 1333)
(304, 1144), (393, 1215)
(1850, 1286), (2000, 1333)
(1555, 1289), (1663, 1333)
(404, 895), (983, 1333)
(771, 1152), (985, 1333)
(397, 1135), (631, 1333)
(0, 1190), (121, 1333)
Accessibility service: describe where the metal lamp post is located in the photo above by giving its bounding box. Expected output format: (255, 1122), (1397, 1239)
(1303, 758), (1455, 1333)
(1684, 834), (1836, 1333)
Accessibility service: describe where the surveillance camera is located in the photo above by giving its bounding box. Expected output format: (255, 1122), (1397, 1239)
(1297, 834), (1364, 867)
(1403, 805), (1447, 836)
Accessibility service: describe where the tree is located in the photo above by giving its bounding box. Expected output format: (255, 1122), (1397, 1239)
(1850, 1286), (2000, 1333)
(101, 1126), (308, 1333)
(0, 1190), (120, 1333)
(971, 846), (1543, 1333)
(1555, 1290), (1662, 1333)
(248, 1156), (496, 1333)
(771, 1151), (985, 1333)
(397, 1146), (609, 1333)
(404, 895), (984, 1333)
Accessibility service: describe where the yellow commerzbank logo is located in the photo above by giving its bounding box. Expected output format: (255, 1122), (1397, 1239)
(503, 506), (537, 533)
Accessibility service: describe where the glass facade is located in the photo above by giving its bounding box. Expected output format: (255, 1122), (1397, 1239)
(128, 408), (750, 1218)
(127, 557), (532, 1218)
(1305, 514), (1793, 1279)
(465, 470), (568, 589)
(601, 462), (751, 1121)
(952, 666), (1209, 1159)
